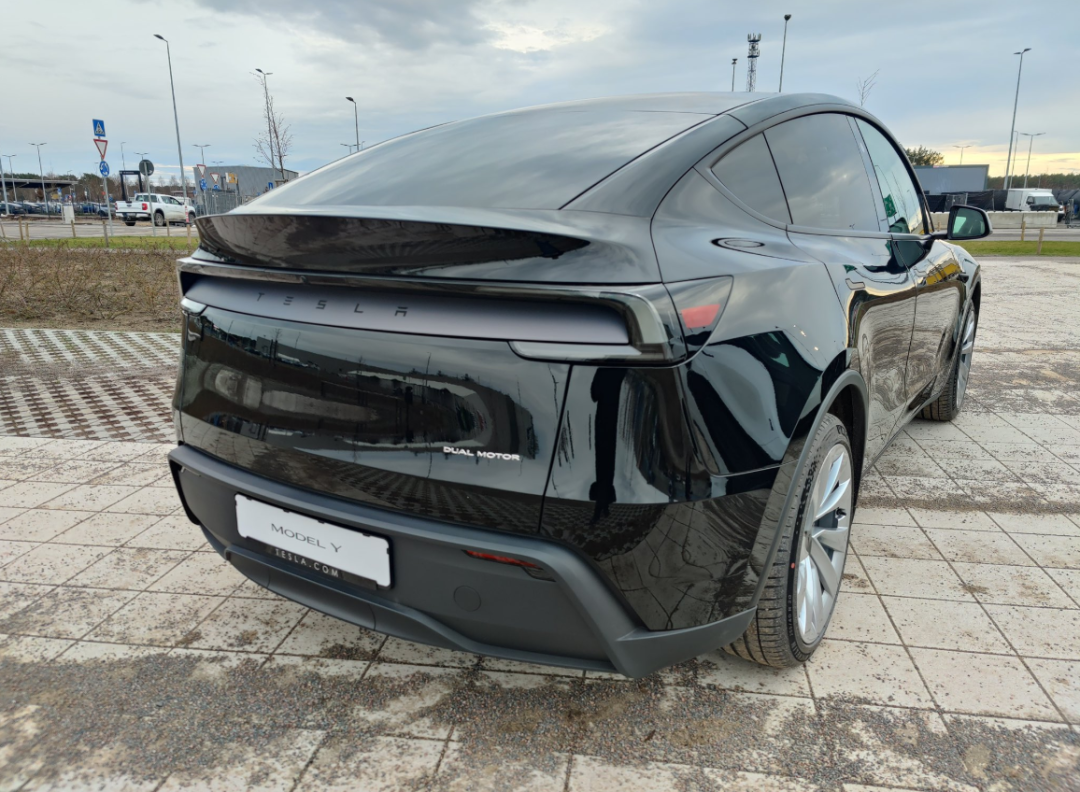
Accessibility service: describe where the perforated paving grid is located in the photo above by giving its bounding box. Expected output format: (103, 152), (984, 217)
(0, 328), (179, 443)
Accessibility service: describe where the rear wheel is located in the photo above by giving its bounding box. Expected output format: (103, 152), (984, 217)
(919, 306), (977, 422)
(725, 414), (854, 667)
(154, 211), (165, 227)
(124, 221), (135, 227)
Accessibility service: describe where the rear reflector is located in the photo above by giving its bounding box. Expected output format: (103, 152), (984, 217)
(679, 303), (721, 330)
(465, 550), (540, 569)
(667, 276), (733, 350)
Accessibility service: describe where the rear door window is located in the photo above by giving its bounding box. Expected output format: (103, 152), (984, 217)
(710, 135), (791, 223)
(764, 114), (880, 232)
(856, 119), (926, 234)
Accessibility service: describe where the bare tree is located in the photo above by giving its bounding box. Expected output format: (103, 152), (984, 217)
(856, 69), (880, 107)
(253, 73), (292, 182)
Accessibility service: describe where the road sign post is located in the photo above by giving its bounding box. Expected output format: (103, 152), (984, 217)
(93, 128), (114, 236)
(138, 159), (156, 237)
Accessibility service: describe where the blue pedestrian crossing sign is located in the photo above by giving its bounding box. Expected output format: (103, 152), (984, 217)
(99, 161), (110, 177)
(199, 178), (207, 191)
(93, 119), (106, 138)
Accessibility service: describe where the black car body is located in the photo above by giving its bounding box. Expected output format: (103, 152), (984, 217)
(169, 92), (985, 676)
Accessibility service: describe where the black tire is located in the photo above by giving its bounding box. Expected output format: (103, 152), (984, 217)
(725, 414), (854, 667)
(919, 306), (977, 422)
(154, 211), (165, 227)
(124, 221), (136, 227)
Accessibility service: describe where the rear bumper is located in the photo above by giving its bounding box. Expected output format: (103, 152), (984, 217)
(169, 444), (754, 678)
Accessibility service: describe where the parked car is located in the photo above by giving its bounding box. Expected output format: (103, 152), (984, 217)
(0, 201), (26, 215)
(115, 192), (195, 226)
(169, 93), (987, 677)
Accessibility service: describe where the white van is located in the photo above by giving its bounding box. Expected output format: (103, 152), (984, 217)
(1005, 188), (1064, 220)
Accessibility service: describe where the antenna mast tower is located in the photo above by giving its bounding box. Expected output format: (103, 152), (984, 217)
(746, 34), (761, 92)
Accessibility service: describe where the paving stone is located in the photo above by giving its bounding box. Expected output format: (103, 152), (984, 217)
(0, 543), (112, 584)
(951, 562), (1076, 608)
(807, 640), (932, 708)
(860, 556), (973, 601)
(181, 597), (306, 654)
(148, 552), (246, 596)
(294, 735), (443, 792)
(275, 609), (384, 660)
(851, 524), (941, 559)
(0, 509), (95, 542)
(0, 587), (137, 639)
(881, 597), (1012, 654)
(86, 591), (223, 647)
(924, 528), (1033, 566)
(911, 647), (1061, 721)
(67, 547), (188, 590)
(984, 604), (1080, 660)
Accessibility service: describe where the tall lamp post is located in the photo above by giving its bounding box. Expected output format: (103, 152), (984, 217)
(340, 143), (354, 155)
(953, 144), (970, 165)
(1003, 47), (1031, 192)
(255, 68), (279, 180)
(1018, 132), (1045, 189)
(346, 97), (360, 154)
(2, 155), (15, 204)
(730, 58), (738, 92)
(30, 143), (50, 218)
(154, 35), (189, 202)
(778, 14), (792, 92)
(0, 150), (8, 212)
(120, 142), (128, 171)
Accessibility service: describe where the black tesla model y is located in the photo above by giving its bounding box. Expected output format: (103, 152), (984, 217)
(170, 92), (988, 676)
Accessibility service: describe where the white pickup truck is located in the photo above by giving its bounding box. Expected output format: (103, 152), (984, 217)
(115, 193), (195, 227)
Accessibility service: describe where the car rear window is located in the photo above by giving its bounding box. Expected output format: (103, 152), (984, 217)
(252, 109), (705, 211)
(711, 134), (791, 223)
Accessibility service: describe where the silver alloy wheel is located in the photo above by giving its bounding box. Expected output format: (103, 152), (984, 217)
(794, 443), (853, 645)
(955, 312), (976, 408)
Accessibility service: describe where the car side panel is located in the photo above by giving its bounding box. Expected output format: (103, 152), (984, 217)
(535, 170), (852, 632)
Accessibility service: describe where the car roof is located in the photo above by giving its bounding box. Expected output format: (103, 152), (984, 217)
(243, 92), (856, 217)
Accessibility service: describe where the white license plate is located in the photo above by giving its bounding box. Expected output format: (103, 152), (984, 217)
(235, 495), (391, 587)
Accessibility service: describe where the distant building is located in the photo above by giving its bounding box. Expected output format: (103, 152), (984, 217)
(191, 164), (299, 198)
(913, 165), (989, 195)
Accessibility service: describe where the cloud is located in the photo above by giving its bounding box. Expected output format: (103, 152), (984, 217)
(190, 0), (493, 50)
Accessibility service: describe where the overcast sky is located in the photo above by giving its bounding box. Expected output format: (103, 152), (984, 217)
(2, 0), (1075, 187)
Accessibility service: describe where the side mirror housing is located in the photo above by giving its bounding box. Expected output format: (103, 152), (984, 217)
(946, 205), (992, 241)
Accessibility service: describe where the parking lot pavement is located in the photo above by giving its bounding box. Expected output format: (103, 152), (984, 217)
(0, 256), (1078, 791)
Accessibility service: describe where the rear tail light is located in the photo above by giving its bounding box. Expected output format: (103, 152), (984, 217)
(142, 203), (148, 211)
(509, 277), (731, 366)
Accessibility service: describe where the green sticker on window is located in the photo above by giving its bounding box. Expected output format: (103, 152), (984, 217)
(883, 194), (897, 217)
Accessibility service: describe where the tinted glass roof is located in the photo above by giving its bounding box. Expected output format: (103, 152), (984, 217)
(253, 94), (761, 212)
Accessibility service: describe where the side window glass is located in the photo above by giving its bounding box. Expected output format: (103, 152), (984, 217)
(710, 135), (791, 223)
(764, 114), (879, 232)
(856, 119), (925, 235)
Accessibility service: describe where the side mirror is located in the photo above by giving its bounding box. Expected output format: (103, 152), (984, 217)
(946, 205), (991, 241)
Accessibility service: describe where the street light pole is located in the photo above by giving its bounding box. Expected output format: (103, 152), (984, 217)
(193, 144), (209, 212)
(30, 143), (50, 218)
(731, 58), (738, 92)
(953, 144), (969, 165)
(154, 35), (189, 203)
(255, 68), (276, 181)
(1018, 132), (1045, 189)
(120, 142), (127, 171)
(346, 97), (360, 153)
(1003, 47), (1031, 192)
(341, 143), (354, 155)
(2, 155), (15, 203)
(778, 14), (792, 92)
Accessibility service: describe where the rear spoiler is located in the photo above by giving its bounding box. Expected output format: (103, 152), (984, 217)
(194, 210), (659, 284)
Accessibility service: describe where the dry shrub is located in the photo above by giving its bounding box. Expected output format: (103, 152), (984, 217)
(0, 245), (181, 330)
